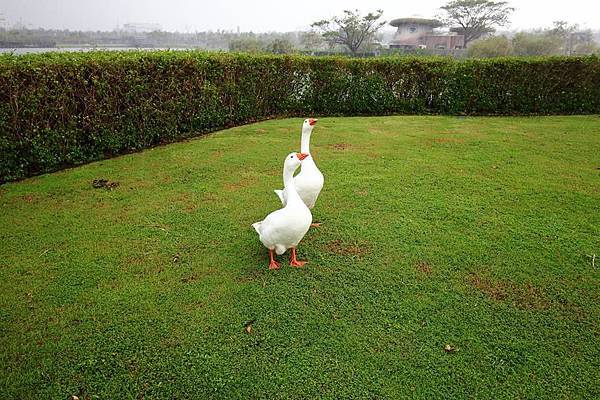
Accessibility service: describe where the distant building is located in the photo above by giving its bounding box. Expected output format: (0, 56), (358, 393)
(120, 23), (162, 48)
(389, 17), (464, 50)
(122, 23), (162, 33)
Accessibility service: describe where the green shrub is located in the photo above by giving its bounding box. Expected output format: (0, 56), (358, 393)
(512, 32), (563, 56)
(1, 51), (599, 182)
(467, 36), (513, 58)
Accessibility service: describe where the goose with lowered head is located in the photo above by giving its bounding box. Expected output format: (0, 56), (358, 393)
(253, 152), (312, 270)
(274, 119), (324, 216)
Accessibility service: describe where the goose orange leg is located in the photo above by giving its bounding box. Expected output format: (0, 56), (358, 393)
(310, 223), (322, 228)
(268, 249), (281, 270)
(290, 248), (307, 267)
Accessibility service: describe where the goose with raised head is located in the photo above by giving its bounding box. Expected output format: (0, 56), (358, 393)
(274, 118), (324, 214)
(253, 152), (312, 270)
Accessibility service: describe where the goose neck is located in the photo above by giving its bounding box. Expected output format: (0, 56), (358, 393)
(283, 166), (302, 204)
(301, 128), (312, 154)
(283, 168), (296, 188)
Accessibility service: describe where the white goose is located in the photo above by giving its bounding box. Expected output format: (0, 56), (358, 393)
(253, 152), (312, 270)
(275, 119), (324, 213)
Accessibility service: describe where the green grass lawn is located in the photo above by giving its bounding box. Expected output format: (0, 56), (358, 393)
(1, 116), (599, 399)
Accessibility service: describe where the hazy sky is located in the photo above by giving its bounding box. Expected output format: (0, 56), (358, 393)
(1, 0), (599, 32)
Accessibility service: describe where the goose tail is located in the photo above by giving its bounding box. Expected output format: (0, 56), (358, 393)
(252, 221), (262, 234)
(274, 189), (285, 205)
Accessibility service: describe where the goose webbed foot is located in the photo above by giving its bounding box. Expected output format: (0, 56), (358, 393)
(289, 248), (307, 268)
(268, 249), (281, 270)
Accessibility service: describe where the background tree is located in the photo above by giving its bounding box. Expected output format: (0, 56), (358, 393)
(440, 0), (514, 46)
(299, 31), (324, 52)
(550, 20), (578, 55)
(570, 30), (599, 55)
(512, 31), (562, 56)
(311, 9), (386, 56)
(550, 20), (577, 38)
(228, 37), (264, 53)
(467, 35), (513, 57)
(265, 38), (295, 54)
(549, 21), (598, 55)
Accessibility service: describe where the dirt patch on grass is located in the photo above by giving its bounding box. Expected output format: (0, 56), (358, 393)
(415, 261), (433, 276)
(180, 266), (218, 283)
(170, 192), (198, 213)
(555, 298), (588, 322)
(467, 272), (550, 310)
(326, 239), (370, 259)
(223, 175), (258, 192)
(329, 143), (353, 151)
(160, 175), (174, 185)
(202, 192), (220, 203)
(180, 274), (197, 283)
(468, 273), (507, 301)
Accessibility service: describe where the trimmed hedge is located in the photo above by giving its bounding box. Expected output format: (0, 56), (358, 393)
(1, 52), (599, 182)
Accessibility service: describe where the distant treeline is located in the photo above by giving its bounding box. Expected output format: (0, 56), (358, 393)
(0, 28), (303, 50)
(1, 27), (598, 58)
(467, 23), (599, 57)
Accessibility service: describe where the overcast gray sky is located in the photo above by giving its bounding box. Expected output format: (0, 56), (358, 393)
(1, 0), (598, 32)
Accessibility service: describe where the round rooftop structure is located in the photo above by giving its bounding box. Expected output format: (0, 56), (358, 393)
(389, 17), (464, 50)
(389, 18), (443, 28)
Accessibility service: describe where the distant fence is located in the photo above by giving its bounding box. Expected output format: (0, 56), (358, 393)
(1, 51), (598, 182)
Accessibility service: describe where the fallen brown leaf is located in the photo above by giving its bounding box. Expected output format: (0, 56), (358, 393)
(92, 179), (119, 190)
(244, 319), (255, 334)
(444, 344), (456, 353)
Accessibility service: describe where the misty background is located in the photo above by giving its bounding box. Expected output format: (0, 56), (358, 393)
(1, 0), (599, 32)
(1, 0), (599, 56)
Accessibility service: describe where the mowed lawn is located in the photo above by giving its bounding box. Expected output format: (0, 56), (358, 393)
(1, 116), (599, 399)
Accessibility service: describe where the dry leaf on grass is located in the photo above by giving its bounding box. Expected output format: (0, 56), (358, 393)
(244, 319), (255, 334)
(92, 179), (119, 190)
(444, 344), (456, 353)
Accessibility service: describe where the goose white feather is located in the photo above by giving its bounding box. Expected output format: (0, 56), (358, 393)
(274, 119), (324, 209)
(253, 152), (312, 269)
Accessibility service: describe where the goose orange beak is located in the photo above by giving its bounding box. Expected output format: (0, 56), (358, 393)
(309, 118), (318, 126)
(297, 153), (309, 160)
